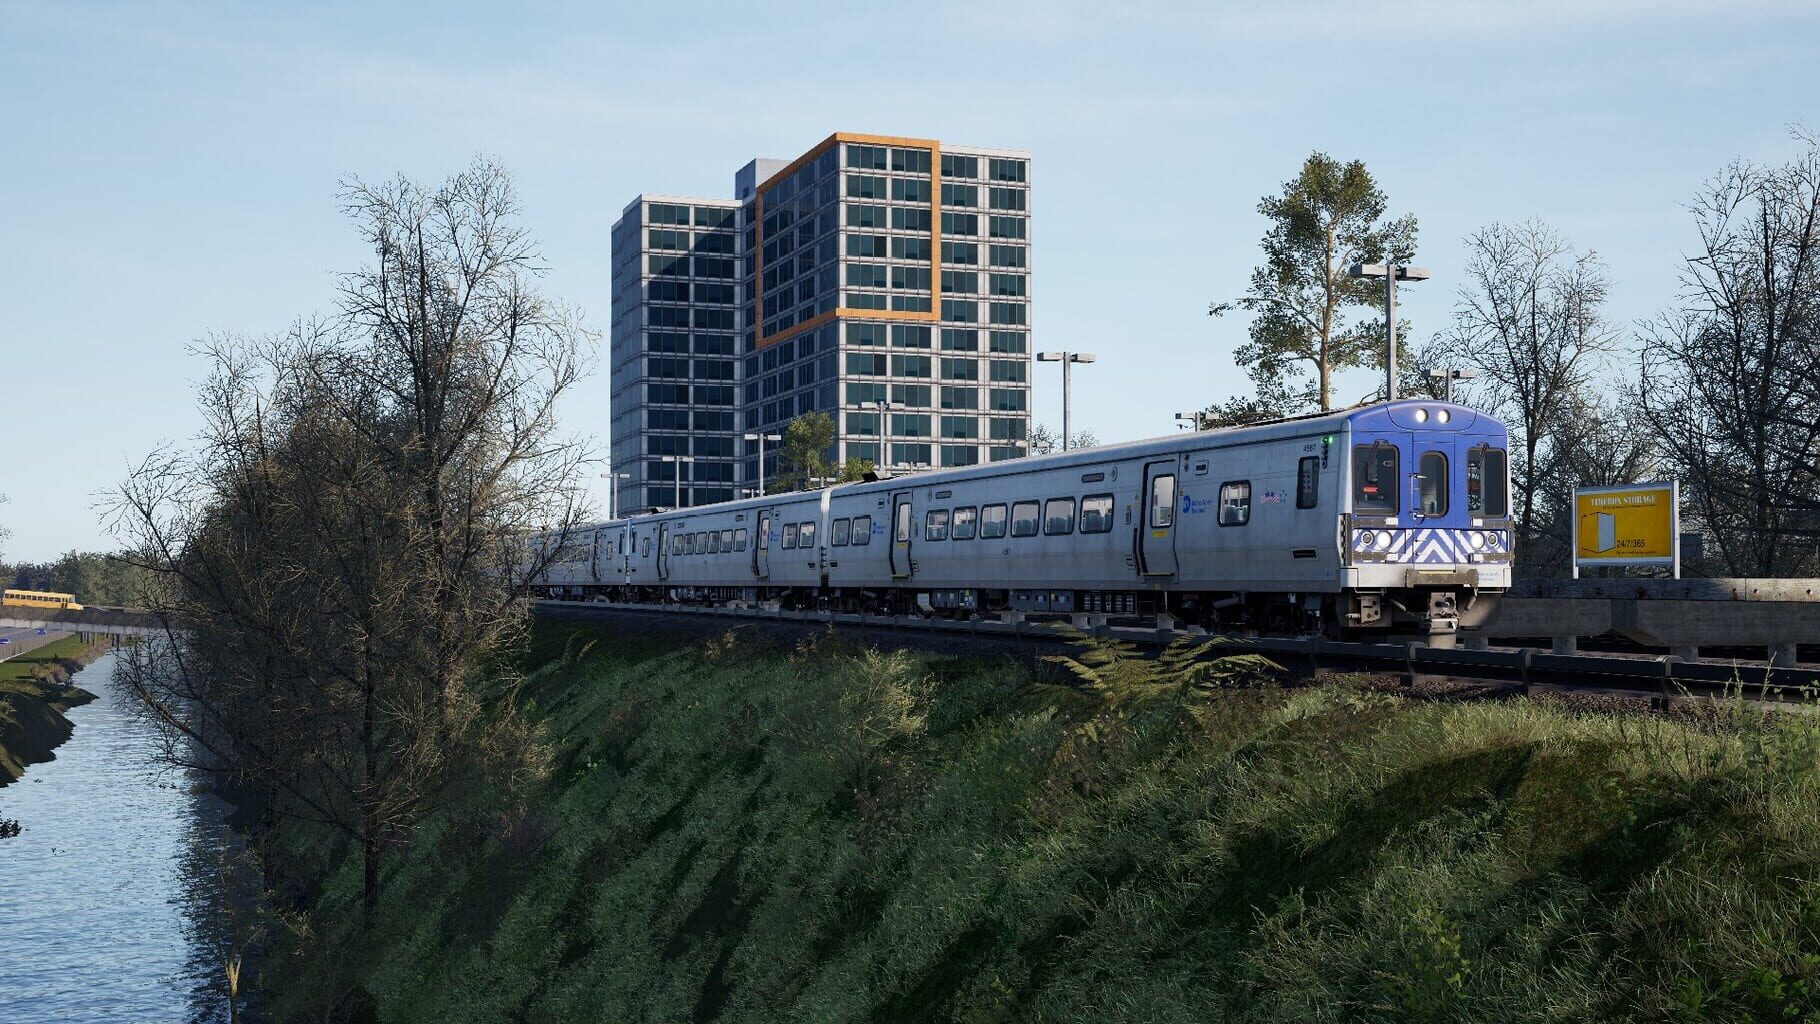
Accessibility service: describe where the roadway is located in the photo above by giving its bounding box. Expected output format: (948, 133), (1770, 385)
(0, 625), (73, 664)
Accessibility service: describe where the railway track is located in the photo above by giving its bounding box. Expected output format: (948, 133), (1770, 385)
(535, 600), (1820, 706)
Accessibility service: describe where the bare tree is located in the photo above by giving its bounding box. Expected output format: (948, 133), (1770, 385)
(108, 160), (592, 916)
(1638, 136), (1820, 576)
(1444, 220), (1617, 555)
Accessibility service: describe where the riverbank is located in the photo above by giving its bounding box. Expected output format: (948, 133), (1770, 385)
(254, 621), (1820, 1022)
(0, 635), (106, 786)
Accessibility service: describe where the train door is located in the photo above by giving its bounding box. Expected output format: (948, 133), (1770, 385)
(753, 509), (773, 579)
(1409, 431), (1461, 527)
(890, 490), (914, 579)
(1138, 460), (1179, 577)
(656, 522), (672, 581)
(619, 528), (631, 579)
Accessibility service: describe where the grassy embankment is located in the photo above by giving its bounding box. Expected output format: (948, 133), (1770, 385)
(260, 621), (1820, 1022)
(0, 634), (101, 786)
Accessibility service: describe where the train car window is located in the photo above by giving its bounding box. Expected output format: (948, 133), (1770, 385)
(1150, 474), (1176, 528)
(800, 521), (816, 547)
(832, 518), (851, 546)
(925, 509), (950, 541)
(721, 528), (734, 550)
(1044, 497), (1076, 535)
(1353, 444), (1399, 513)
(1297, 456), (1319, 509)
(895, 504), (913, 542)
(952, 506), (978, 540)
(1218, 481), (1251, 526)
(1418, 452), (1448, 516)
(695, 532), (706, 553)
(852, 515), (873, 545)
(980, 504), (1008, 539)
(1080, 493), (1114, 533)
(1467, 447), (1510, 517)
(644, 538), (652, 557)
(708, 532), (720, 554)
(734, 528), (748, 551)
(1010, 501), (1040, 537)
(783, 523), (799, 549)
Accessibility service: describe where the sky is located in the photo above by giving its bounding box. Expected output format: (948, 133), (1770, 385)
(2, 0), (1817, 561)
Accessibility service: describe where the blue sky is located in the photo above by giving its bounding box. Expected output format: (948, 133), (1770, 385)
(3, 0), (1817, 561)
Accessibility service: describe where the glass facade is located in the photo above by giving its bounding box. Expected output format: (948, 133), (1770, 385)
(611, 134), (1032, 505)
(609, 198), (744, 512)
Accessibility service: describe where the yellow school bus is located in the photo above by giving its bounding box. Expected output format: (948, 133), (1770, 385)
(2, 589), (84, 611)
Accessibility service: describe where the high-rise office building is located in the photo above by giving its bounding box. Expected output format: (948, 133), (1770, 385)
(610, 133), (1031, 514)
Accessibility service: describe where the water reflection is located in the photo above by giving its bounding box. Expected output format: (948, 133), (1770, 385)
(0, 653), (264, 1023)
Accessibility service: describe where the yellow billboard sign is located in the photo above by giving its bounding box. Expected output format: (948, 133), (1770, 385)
(1572, 481), (1679, 574)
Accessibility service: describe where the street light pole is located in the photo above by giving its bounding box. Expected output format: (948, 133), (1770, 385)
(1036, 351), (1098, 451)
(871, 399), (904, 471)
(1348, 262), (1431, 402)
(1174, 411), (1206, 431)
(659, 455), (693, 511)
(743, 432), (782, 497)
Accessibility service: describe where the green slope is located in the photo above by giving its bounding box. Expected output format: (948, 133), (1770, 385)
(260, 622), (1820, 1023)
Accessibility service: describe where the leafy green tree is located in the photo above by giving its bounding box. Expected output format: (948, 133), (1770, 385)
(772, 412), (834, 492)
(1212, 153), (1417, 412)
(774, 411), (876, 491)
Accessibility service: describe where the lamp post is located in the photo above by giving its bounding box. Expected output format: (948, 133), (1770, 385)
(870, 399), (904, 472)
(658, 454), (693, 511)
(600, 470), (633, 519)
(1425, 367), (1478, 404)
(742, 432), (782, 496)
(1036, 351), (1097, 451)
(1347, 262), (1431, 402)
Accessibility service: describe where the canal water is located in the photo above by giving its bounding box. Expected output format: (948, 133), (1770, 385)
(0, 653), (262, 1023)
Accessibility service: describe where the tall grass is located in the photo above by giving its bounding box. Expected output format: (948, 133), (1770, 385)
(259, 623), (1820, 1022)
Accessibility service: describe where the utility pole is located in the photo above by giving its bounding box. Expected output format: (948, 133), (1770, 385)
(742, 432), (782, 497)
(1036, 351), (1097, 450)
(1347, 262), (1431, 402)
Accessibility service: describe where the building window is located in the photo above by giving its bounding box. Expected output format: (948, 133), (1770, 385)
(941, 183), (978, 207)
(941, 358), (979, 381)
(943, 241), (979, 265)
(941, 153), (979, 179)
(988, 157), (1027, 182)
(941, 270), (978, 294)
(942, 299), (979, 322)
(941, 212), (978, 236)
(987, 216), (1026, 240)
(846, 144), (887, 169)
(941, 328), (978, 351)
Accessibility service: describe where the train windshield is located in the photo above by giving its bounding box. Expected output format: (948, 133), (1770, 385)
(1417, 451), (1448, 517)
(1352, 444), (1399, 513)
(1467, 446), (1510, 517)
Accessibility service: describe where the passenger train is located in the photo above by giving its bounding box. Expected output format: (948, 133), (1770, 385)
(533, 400), (1514, 641)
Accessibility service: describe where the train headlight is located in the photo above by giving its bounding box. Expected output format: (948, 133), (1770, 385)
(1414, 408), (1429, 423)
(1359, 530), (1377, 548)
(1437, 409), (1451, 424)
(1468, 531), (1485, 550)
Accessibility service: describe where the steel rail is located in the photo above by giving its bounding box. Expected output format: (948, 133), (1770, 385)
(534, 600), (1820, 702)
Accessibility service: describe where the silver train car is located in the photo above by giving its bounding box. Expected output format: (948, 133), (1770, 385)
(536, 400), (1515, 640)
